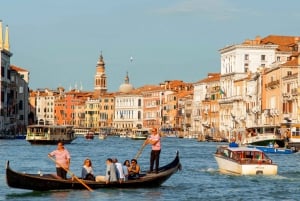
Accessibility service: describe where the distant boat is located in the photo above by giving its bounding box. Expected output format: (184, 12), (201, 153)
(247, 145), (295, 154)
(131, 128), (150, 140)
(85, 131), (94, 140)
(214, 145), (278, 175)
(26, 125), (76, 145)
(98, 133), (107, 140)
(286, 124), (300, 151)
(163, 132), (178, 138)
(73, 128), (90, 137)
(15, 133), (26, 139)
(242, 125), (285, 147)
(119, 131), (128, 138)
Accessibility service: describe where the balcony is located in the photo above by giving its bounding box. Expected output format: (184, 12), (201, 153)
(265, 80), (280, 89)
(282, 93), (289, 97)
(144, 117), (156, 120)
(291, 88), (298, 95)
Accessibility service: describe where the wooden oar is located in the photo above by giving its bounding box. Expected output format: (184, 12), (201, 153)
(134, 140), (147, 160)
(48, 155), (93, 192)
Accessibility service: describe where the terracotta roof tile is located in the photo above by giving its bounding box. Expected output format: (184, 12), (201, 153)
(197, 73), (220, 83)
(10, 65), (28, 72)
(281, 57), (299, 66)
(260, 35), (300, 51)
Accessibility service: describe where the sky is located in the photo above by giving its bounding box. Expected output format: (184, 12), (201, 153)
(1, 0), (300, 92)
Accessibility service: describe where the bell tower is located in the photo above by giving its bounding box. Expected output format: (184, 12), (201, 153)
(94, 53), (107, 96)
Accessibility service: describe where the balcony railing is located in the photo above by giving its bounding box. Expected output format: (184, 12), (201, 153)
(291, 88), (298, 95)
(265, 80), (280, 89)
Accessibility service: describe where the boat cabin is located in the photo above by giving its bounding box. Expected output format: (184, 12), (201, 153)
(216, 146), (272, 164)
(26, 125), (76, 144)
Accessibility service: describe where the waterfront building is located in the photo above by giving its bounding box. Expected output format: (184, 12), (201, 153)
(0, 21), (13, 131)
(73, 96), (88, 128)
(280, 59), (299, 123)
(141, 85), (163, 130)
(97, 92), (115, 128)
(177, 90), (193, 137)
(191, 81), (202, 137)
(85, 97), (100, 130)
(84, 95), (114, 131)
(34, 88), (59, 125)
(218, 35), (299, 138)
(192, 73), (221, 140)
(24, 33), (300, 140)
(55, 88), (93, 126)
(260, 35), (300, 127)
(263, 57), (299, 126)
(10, 65), (30, 133)
(114, 73), (143, 131)
(231, 72), (250, 142)
(0, 21), (30, 135)
(159, 80), (194, 135)
(161, 90), (176, 131)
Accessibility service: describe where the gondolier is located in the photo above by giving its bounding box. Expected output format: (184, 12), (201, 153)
(145, 127), (161, 173)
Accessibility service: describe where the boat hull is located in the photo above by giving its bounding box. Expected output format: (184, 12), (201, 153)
(85, 135), (94, 140)
(131, 136), (147, 140)
(98, 135), (107, 140)
(247, 145), (295, 154)
(214, 146), (278, 175)
(27, 139), (75, 145)
(6, 152), (181, 191)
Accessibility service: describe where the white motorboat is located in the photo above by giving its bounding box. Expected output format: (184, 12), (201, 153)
(214, 146), (278, 175)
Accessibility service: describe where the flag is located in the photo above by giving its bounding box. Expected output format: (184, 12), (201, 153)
(219, 88), (226, 96)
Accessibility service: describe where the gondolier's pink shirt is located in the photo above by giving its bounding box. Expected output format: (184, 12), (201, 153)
(50, 149), (71, 168)
(150, 134), (161, 150)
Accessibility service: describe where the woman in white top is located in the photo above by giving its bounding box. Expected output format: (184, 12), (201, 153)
(81, 158), (95, 180)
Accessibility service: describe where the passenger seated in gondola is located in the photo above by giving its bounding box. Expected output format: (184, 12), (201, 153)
(113, 158), (125, 183)
(122, 160), (130, 181)
(81, 158), (95, 181)
(95, 158), (118, 184)
(128, 159), (140, 179)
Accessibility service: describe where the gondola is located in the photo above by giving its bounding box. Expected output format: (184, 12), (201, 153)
(6, 151), (181, 191)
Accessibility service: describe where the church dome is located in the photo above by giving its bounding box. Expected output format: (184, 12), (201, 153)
(119, 83), (134, 93)
(119, 72), (134, 93)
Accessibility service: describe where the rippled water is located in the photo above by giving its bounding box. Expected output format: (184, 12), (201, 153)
(1, 137), (300, 201)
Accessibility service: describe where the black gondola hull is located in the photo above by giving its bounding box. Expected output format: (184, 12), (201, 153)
(6, 152), (180, 191)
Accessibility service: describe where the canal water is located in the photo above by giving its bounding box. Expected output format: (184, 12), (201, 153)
(1, 137), (300, 201)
